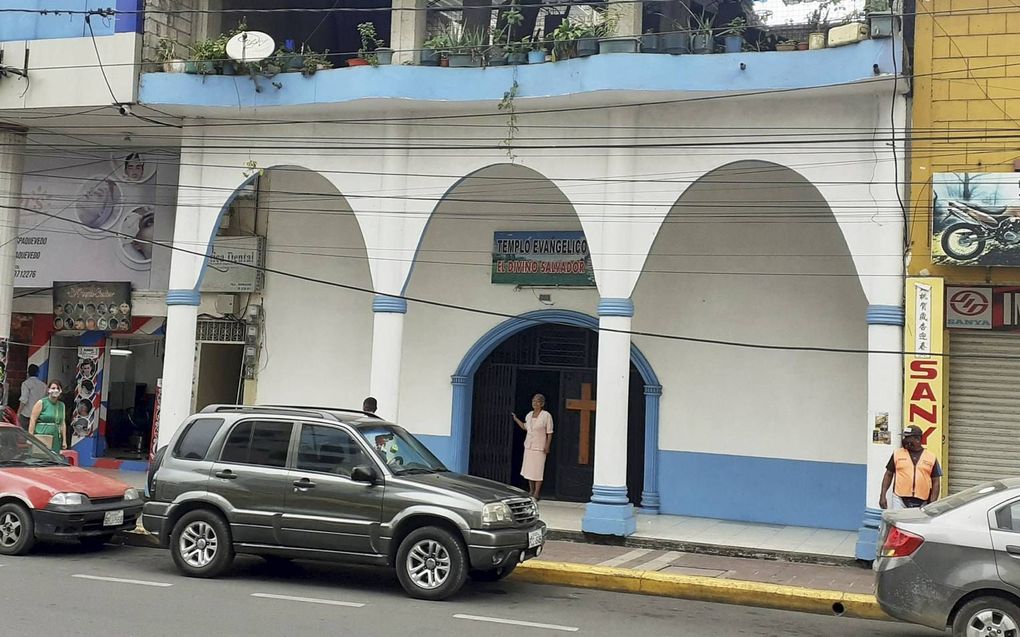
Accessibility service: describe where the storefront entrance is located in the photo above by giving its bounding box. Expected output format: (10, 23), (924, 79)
(102, 336), (163, 460)
(469, 324), (645, 503)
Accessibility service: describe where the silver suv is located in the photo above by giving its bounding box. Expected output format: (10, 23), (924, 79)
(143, 405), (546, 600)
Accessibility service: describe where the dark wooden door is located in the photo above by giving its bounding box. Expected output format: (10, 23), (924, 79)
(556, 369), (597, 501)
(469, 362), (516, 484)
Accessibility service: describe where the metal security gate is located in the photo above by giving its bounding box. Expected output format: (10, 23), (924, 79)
(948, 331), (1020, 493)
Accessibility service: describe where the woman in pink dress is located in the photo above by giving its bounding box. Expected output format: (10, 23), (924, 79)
(512, 394), (554, 500)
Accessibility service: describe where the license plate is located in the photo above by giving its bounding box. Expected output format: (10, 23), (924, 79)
(103, 510), (124, 527)
(528, 528), (543, 549)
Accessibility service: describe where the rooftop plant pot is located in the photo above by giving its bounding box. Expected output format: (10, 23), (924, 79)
(375, 48), (394, 65)
(197, 60), (217, 75)
(641, 33), (661, 53)
(598, 37), (640, 54)
(348, 58), (371, 67)
(508, 51), (527, 65)
(808, 32), (826, 49)
(577, 37), (598, 57)
(221, 61), (238, 75)
(420, 48), (440, 66)
(797, 41), (809, 50)
(662, 31), (690, 54)
(527, 50), (546, 64)
(163, 59), (186, 73)
(724, 35), (742, 53)
(184, 61), (199, 74)
(691, 33), (712, 54)
(448, 52), (476, 67)
(776, 41), (797, 51)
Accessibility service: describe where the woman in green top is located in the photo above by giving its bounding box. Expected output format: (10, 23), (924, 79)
(29, 380), (67, 452)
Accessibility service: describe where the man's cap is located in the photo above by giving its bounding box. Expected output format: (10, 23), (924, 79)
(902, 425), (924, 438)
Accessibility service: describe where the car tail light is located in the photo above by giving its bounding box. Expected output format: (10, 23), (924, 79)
(881, 526), (925, 558)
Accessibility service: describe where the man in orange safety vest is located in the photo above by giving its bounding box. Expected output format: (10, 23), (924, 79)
(879, 425), (943, 509)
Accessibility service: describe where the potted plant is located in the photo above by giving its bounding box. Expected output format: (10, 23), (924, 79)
(551, 19), (585, 60)
(690, 10), (714, 54)
(528, 38), (547, 64)
(720, 17), (746, 53)
(641, 30), (661, 54)
(301, 50), (332, 76)
(506, 37), (529, 64)
(448, 29), (486, 67)
(157, 38), (186, 73)
(354, 22), (393, 66)
(806, 0), (839, 50)
(661, 19), (691, 54)
(776, 39), (797, 52)
(189, 39), (220, 75)
(422, 33), (450, 66)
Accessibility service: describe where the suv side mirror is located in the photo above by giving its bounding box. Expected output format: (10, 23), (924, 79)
(351, 465), (378, 484)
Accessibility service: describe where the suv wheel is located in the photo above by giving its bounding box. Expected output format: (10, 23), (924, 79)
(953, 596), (1020, 637)
(395, 526), (467, 601)
(470, 562), (517, 582)
(0, 503), (35, 556)
(170, 510), (235, 578)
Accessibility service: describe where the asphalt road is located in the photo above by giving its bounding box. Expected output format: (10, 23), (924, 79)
(0, 542), (944, 637)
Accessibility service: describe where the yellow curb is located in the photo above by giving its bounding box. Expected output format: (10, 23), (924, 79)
(512, 561), (890, 622)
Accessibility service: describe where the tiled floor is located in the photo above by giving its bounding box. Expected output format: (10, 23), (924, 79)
(537, 500), (857, 559)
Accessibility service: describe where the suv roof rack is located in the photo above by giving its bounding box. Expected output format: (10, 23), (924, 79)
(198, 404), (381, 422)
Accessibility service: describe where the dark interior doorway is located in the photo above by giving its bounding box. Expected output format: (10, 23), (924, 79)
(469, 324), (645, 503)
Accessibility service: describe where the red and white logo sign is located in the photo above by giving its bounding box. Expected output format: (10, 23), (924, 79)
(947, 287), (992, 328)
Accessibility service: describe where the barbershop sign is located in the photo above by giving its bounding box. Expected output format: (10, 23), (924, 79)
(946, 286), (1020, 331)
(491, 231), (596, 287)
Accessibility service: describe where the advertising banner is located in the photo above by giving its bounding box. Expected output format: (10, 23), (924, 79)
(903, 277), (945, 462)
(52, 281), (132, 332)
(944, 285), (1020, 332)
(16, 150), (175, 289)
(71, 340), (105, 447)
(200, 236), (266, 293)
(491, 231), (596, 287)
(932, 172), (1020, 266)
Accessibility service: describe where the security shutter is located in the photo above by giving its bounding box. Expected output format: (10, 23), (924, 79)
(948, 331), (1020, 493)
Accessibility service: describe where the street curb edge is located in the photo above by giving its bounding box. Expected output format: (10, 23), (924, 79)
(511, 560), (891, 622)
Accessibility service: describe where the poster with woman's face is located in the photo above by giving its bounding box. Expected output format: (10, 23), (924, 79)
(14, 150), (174, 290)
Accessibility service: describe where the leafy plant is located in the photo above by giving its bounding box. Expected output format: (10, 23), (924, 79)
(450, 28), (487, 60)
(301, 50), (332, 75)
(157, 38), (181, 62)
(807, 0), (842, 32)
(357, 21), (384, 65)
(719, 17), (747, 37)
(424, 32), (452, 52)
(689, 9), (715, 36)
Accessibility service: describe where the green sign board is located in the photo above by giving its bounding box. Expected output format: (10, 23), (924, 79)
(491, 231), (596, 287)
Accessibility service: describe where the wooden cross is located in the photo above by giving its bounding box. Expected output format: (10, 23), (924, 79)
(566, 383), (596, 466)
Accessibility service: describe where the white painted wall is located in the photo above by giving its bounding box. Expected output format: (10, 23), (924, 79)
(632, 161), (868, 464)
(253, 168), (374, 408)
(400, 165), (600, 436)
(0, 34), (141, 109)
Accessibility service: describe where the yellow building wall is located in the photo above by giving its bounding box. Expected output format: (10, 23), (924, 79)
(908, 0), (1020, 486)
(908, 0), (1020, 282)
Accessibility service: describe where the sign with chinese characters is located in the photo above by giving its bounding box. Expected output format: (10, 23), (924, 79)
(491, 231), (596, 287)
(932, 172), (1020, 266)
(903, 277), (945, 463)
(52, 282), (132, 332)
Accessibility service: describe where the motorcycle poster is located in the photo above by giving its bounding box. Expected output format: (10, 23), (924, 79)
(932, 172), (1020, 266)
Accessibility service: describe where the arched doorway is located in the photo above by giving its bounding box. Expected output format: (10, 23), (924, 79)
(469, 323), (646, 502)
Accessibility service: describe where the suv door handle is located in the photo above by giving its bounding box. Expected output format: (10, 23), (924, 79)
(214, 470), (238, 480)
(293, 479), (316, 489)
(1006, 545), (1020, 556)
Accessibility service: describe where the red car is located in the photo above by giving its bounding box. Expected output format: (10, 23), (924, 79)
(0, 424), (142, 555)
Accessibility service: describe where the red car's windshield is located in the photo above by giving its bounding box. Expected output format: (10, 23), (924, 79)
(0, 427), (65, 467)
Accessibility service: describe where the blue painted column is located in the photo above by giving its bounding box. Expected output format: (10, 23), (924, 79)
(582, 298), (638, 536)
(639, 384), (662, 513)
(856, 303), (905, 560)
